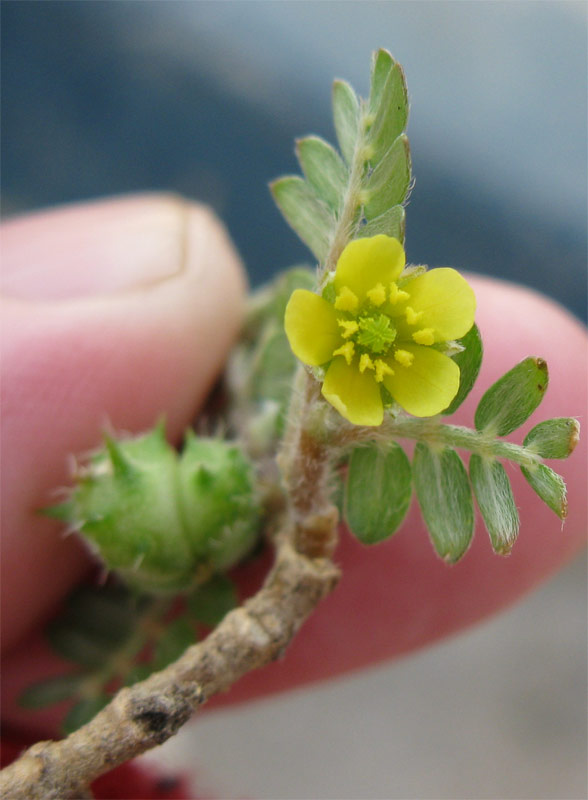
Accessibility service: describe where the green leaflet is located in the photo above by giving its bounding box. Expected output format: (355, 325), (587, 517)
(413, 443), (474, 563)
(252, 325), (297, 407)
(332, 79), (360, 165)
(63, 695), (111, 735)
(523, 418), (580, 459)
(270, 176), (334, 262)
(187, 574), (238, 628)
(358, 205), (406, 243)
(367, 49), (409, 166)
(152, 616), (197, 670)
(475, 357), (548, 436)
(470, 455), (519, 555)
(442, 324), (483, 416)
(521, 463), (568, 519)
(363, 134), (411, 219)
(20, 674), (83, 710)
(47, 584), (140, 668)
(244, 266), (316, 337)
(344, 442), (412, 545)
(296, 136), (348, 215)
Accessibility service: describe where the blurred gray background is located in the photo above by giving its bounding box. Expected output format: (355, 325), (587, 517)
(2, 2), (586, 798)
(2, 1), (587, 320)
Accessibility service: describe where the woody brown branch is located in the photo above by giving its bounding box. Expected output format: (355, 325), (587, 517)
(0, 537), (340, 800)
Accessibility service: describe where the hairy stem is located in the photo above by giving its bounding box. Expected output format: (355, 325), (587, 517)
(321, 105), (370, 277)
(335, 415), (543, 469)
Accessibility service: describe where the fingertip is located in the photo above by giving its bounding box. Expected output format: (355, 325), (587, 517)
(1, 195), (247, 650)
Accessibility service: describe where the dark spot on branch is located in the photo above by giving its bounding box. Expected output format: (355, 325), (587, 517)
(130, 696), (193, 744)
(135, 710), (169, 734)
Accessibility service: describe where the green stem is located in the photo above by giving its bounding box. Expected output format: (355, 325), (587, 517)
(79, 597), (172, 700)
(321, 104), (371, 277)
(338, 416), (542, 469)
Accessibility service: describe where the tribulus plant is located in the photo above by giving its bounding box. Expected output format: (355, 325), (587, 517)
(3, 49), (581, 800)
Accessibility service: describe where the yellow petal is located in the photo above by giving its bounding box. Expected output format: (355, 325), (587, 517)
(382, 345), (460, 417)
(398, 268), (476, 341)
(334, 235), (405, 303)
(284, 289), (341, 366)
(322, 357), (384, 426)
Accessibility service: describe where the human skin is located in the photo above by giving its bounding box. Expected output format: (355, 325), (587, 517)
(1, 194), (586, 736)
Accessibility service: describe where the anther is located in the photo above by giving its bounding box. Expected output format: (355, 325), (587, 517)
(332, 341), (355, 365)
(394, 349), (414, 367)
(367, 282), (387, 307)
(389, 282), (410, 304)
(359, 353), (375, 373)
(334, 286), (359, 311)
(338, 319), (359, 338)
(404, 306), (422, 325)
(412, 328), (435, 346)
(374, 359), (394, 382)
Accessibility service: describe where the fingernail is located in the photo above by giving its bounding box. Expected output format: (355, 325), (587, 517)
(1, 194), (191, 301)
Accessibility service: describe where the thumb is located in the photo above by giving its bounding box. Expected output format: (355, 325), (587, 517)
(1, 194), (246, 651)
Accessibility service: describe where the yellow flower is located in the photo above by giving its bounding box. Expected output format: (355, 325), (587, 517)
(284, 235), (476, 426)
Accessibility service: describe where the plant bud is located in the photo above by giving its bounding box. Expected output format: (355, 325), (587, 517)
(48, 424), (260, 593)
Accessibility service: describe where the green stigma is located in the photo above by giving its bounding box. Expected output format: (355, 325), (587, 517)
(356, 314), (397, 354)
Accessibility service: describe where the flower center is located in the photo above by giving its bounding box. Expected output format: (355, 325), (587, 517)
(356, 314), (397, 353)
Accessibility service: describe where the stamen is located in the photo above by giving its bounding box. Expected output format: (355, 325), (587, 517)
(359, 353), (375, 373)
(412, 328), (435, 346)
(367, 282), (387, 306)
(332, 341), (355, 365)
(338, 319), (359, 338)
(389, 282), (410, 304)
(394, 349), (414, 367)
(404, 306), (422, 325)
(374, 359), (394, 383)
(334, 286), (359, 311)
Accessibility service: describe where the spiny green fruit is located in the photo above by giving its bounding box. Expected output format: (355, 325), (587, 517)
(47, 423), (261, 594)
